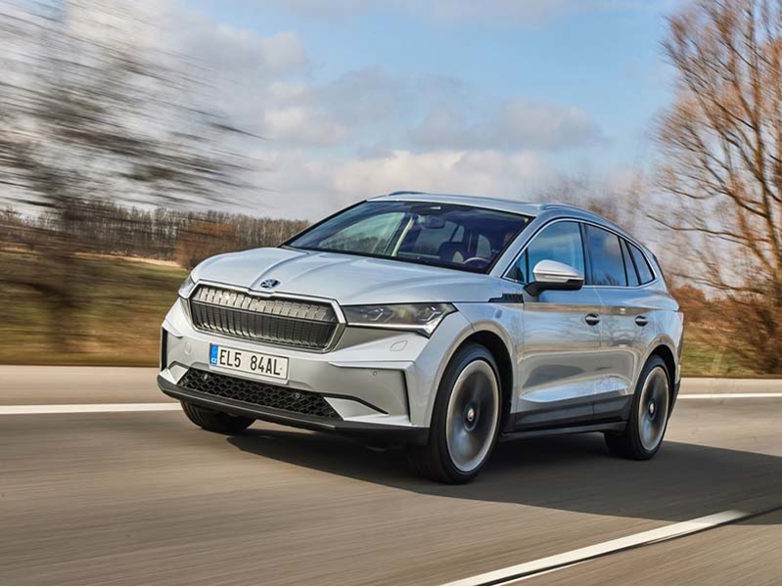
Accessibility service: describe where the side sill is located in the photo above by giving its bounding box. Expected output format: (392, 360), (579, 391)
(499, 420), (626, 442)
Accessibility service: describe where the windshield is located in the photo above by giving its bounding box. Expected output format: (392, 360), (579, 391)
(286, 201), (531, 273)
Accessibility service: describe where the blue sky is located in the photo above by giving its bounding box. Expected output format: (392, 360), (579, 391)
(165, 0), (679, 219)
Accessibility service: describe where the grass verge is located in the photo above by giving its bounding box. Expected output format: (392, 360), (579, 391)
(0, 251), (185, 366)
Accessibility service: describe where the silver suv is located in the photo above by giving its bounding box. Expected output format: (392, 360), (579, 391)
(158, 192), (683, 483)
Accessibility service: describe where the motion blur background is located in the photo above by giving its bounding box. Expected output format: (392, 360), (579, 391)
(1, 0), (781, 376)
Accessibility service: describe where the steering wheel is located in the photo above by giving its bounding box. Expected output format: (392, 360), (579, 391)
(463, 256), (489, 268)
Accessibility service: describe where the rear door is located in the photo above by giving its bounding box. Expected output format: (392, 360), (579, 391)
(583, 224), (655, 420)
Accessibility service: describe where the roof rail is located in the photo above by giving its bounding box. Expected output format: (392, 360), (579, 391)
(539, 202), (588, 212)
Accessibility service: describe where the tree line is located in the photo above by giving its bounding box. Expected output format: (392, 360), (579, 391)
(1, 200), (308, 268)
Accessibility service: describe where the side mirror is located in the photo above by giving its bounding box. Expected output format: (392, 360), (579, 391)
(524, 259), (584, 296)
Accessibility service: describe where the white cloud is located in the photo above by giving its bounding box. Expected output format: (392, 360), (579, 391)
(249, 149), (553, 219)
(333, 149), (547, 196)
(59, 0), (614, 221)
(262, 106), (348, 146)
(133, 2), (607, 219)
(411, 99), (602, 151)
(170, 19), (309, 80)
(417, 0), (597, 24)
(267, 0), (662, 25)
(255, 31), (309, 73)
(124, 3), (602, 154)
(68, 2), (307, 77)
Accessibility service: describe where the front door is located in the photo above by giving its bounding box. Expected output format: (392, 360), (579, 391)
(515, 288), (604, 428)
(505, 220), (604, 429)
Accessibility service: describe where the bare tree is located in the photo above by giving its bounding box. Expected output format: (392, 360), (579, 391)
(536, 169), (649, 237)
(0, 0), (254, 350)
(655, 0), (782, 371)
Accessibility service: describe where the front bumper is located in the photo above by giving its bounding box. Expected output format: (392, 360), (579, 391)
(158, 296), (473, 437)
(158, 373), (429, 444)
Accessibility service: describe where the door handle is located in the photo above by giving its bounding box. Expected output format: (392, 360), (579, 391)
(635, 315), (648, 327)
(584, 313), (600, 326)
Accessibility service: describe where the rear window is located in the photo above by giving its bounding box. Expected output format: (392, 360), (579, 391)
(628, 242), (655, 284)
(585, 225), (627, 286)
(622, 240), (640, 287)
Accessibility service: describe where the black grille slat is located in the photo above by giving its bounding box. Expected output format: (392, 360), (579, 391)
(179, 368), (340, 420)
(189, 286), (338, 350)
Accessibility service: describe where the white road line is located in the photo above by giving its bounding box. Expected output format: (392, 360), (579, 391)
(446, 510), (748, 586)
(0, 393), (775, 417)
(0, 392), (776, 417)
(0, 403), (180, 415)
(678, 393), (782, 399)
(504, 563), (581, 583)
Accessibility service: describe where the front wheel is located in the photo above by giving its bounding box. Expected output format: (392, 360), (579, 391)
(181, 401), (254, 435)
(408, 344), (501, 484)
(605, 356), (671, 460)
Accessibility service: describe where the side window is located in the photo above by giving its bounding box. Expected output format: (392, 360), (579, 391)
(622, 240), (640, 287)
(628, 242), (655, 284)
(508, 221), (584, 283)
(585, 225), (627, 286)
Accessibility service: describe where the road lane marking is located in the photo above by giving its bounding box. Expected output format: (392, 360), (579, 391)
(446, 509), (747, 586)
(0, 393), (776, 416)
(504, 563), (581, 583)
(678, 393), (782, 399)
(0, 392), (775, 417)
(0, 403), (180, 415)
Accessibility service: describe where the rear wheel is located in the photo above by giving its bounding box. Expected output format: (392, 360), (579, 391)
(408, 344), (501, 484)
(181, 401), (254, 434)
(605, 356), (671, 460)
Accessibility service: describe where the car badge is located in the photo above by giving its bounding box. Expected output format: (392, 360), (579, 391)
(260, 279), (280, 289)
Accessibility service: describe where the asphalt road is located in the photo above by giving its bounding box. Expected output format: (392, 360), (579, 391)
(1, 366), (780, 585)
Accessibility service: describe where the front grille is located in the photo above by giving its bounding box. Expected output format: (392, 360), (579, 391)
(189, 286), (339, 350)
(179, 368), (341, 420)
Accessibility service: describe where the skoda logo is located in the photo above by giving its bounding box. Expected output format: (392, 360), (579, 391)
(260, 279), (280, 289)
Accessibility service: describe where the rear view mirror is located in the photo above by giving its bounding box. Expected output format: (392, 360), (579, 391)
(525, 259), (584, 296)
(420, 215), (446, 229)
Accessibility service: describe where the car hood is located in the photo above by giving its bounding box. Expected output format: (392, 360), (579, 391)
(192, 247), (508, 305)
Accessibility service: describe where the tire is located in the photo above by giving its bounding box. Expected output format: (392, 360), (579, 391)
(605, 356), (671, 460)
(181, 401), (254, 435)
(408, 344), (502, 484)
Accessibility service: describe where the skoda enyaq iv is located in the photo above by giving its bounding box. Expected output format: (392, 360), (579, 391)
(158, 192), (683, 483)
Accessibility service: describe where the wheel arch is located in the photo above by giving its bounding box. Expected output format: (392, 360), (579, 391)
(646, 343), (678, 412)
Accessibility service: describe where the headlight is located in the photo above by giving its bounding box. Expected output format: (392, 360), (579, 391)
(178, 274), (197, 298)
(342, 303), (456, 336)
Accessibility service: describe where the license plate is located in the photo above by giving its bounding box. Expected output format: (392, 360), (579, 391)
(209, 344), (289, 380)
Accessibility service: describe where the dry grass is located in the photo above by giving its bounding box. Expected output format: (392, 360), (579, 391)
(680, 324), (754, 377)
(0, 251), (186, 366)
